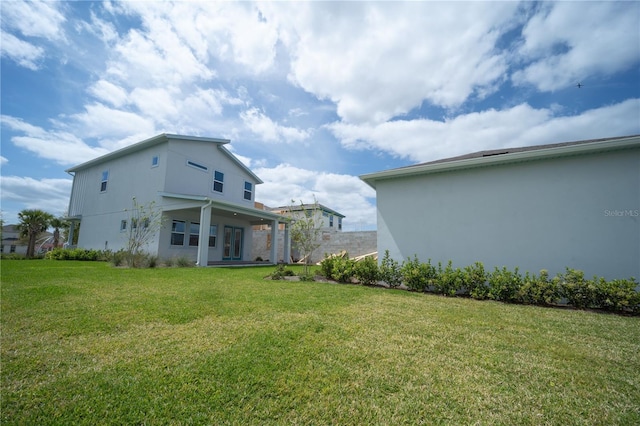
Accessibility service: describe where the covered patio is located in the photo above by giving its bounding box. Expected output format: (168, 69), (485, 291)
(159, 192), (291, 267)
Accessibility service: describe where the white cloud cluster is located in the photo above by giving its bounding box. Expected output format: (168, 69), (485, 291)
(329, 99), (640, 163)
(1, 115), (109, 165)
(0, 175), (73, 221)
(513, 2), (640, 91)
(0, 0), (67, 69)
(273, 1), (519, 124)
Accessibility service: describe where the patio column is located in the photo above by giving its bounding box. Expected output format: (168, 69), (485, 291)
(270, 219), (279, 264)
(67, 221), (76, 248)
(283, 222), (291, 264)
(196, 202), (213, 267)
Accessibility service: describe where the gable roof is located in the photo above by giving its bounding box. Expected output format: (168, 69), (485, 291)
(361, 134), (640, 188)
(65, 133), (263, 184)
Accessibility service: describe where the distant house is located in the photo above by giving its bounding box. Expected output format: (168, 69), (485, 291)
(1, 225), (53, 256)
(65, 134), (291, 265)
(360, 135), (640, 281)
(267, 203), (345, 232)
(252, 203), (348, 263)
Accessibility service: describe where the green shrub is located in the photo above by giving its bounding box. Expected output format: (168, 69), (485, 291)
(517, 270), (561, 306)
(354, 256), (379, 286)
(400, 255), (436, 292)
(319, 254), (336, 279)
(560, 268), (597, 309)
(331, 256), (356, 283)
(434, 260), (464, 296)
(380, 250), (402, 288)
(594, 277), (639, 312)
(163, 257), (175, 267)
(176, 256), (194, 268)
(269, 264), (296, 280)
(487, 266), (522, 302)
(46, 248), (107, 262)
(463, 262), (488, 299)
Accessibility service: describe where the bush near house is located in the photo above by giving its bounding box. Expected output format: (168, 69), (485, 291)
(318, 254), (640, 314)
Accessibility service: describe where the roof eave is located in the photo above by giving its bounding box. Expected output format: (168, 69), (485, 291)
(65, 133), (231, 173)
(360, 135), (640, 188)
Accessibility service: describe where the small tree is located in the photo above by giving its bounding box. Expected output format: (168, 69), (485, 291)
(17, 209), (54, 258)
(49, 217), (69, 249)
(289, 198), (323, 277)
(124, 198), (164, 267)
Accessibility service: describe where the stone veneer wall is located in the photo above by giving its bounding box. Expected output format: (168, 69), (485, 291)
(251, 230), (377, 264)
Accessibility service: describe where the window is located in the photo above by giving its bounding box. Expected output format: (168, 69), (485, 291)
(213, 171), (224, 193)
(244, 181), (252, 201)
(209, 225), (217, 247)
(120, 220), (127, 231)
(100, 170), (109, 192)
(152, 155), (159, 167)
(338, 217), (342, 231)
(187, 160), (208, 172)
(329, 215), (334, 227)
(189, 222), (200, 246)
(10, 245), (16, 253)
(171, 220), (185, 246)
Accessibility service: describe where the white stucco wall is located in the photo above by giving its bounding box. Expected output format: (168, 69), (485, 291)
(376, 147), (640, 280)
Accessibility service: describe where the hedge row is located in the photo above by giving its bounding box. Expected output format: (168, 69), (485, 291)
(319, 251), (640, 314)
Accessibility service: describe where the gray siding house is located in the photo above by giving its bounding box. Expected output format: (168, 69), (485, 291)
(360, 135), (640, 281)
(66, 134), (290, 266)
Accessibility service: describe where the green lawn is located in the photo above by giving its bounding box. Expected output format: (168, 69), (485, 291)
(2, 260), (639, 425)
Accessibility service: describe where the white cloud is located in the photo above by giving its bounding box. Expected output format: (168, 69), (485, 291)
(88, 80), (129, 108)
(329, 99), (640, 163)
(0, 175), (73, 217)
(1, 115), (109, 165)
(255, 164), (376, 229)
(69, 103), (156, 142)
(1, 156), (8, 165)
(1, 0), (67, 41)
(0, 30), (45, 70)
(269, 1), (519, 124)
(513, 2), (640, 91)
(241, 107), (310, 143)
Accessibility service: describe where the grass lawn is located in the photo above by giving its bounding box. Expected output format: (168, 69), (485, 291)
(2, 260), (639, 425)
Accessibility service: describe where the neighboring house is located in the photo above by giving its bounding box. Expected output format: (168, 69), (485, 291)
(252, 203), (353, 263)
(1, 225), (27, 255)
(65, 134), (291, 266)
(263, 203), (345, 232)
(1, 225), (53, 255)
(360, 135), (640, 281)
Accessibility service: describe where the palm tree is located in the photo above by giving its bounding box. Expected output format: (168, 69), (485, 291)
(17, 209), (54, 258)
(49, 217), (69, 249)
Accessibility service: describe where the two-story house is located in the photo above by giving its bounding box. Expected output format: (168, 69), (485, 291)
(270, 204), (345, 232)
(65, 134), (291, 266)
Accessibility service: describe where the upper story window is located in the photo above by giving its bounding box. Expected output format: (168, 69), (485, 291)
(338, 217), (342, 230)
(120, 220), (127, 232)
(213, 171), (224, 193)
(187, 160), (208, 172)
(244, 182), (253, 201)
(171, 220), (186, 246)
(329, 215), (334, 227)
(100, 170), (109, 192)
(151, 155), (159, 167)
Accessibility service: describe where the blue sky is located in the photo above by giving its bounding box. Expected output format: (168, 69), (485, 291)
(1, 1), (639, 230)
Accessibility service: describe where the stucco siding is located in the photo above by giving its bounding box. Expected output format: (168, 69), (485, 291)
(377, 148), (640, 280)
